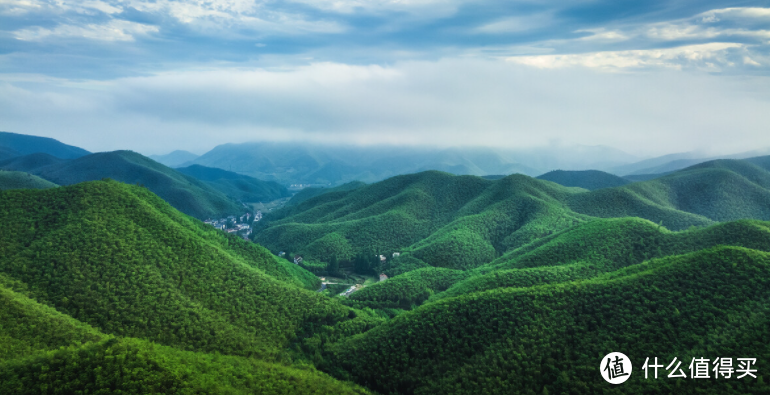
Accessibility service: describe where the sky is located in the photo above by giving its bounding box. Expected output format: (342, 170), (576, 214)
(1, 0), (770, 156)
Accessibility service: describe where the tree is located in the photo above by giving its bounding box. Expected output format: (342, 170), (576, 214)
(328, 255), (340, 277)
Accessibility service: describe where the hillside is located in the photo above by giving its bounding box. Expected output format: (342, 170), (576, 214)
(0, 131), (90, 159)
(254, 158), (770, 278)
(326, 246), (770, 395)
(177, 164), (291, 203)
(287, 181), (366, 207)
(0, 170), (57, 190)
(0, 181), (361, 357)
(0, 146), (19, 161)
(11, 151), (245, 219)
(0, 275), (369, 394)
(0, 152), (66, 173)
(536, 169), (630, 190)
(149, 150), (200, 167)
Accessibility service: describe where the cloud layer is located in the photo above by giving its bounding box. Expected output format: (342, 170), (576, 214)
(1, 1), (769, 156)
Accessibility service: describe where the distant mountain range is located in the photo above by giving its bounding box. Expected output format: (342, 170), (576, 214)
(185, 141), (640, 185)
(149, 150), (200, 167)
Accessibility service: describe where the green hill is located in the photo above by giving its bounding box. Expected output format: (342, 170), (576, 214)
(569, 159), (770, 226)
(0, 131), (90, 159)
(537, 169), (630, 190)
(177, 164), (291, 203)
(0, 170), (57, 190)
(0, 181), (378, 393)
(287, 181), (366, 207)
(0, 152), (66, 173)
(326, 246), (770, 395)
(0, 181), (356, 358)
(0, 278), (370, 394)
(15, 151), (245, 219)
(255, 158), (770, 277)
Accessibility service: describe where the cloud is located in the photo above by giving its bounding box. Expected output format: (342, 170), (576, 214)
(14, 19), (158, 41)
(2, 58), (770, 156)
(506, 43), (747, 71)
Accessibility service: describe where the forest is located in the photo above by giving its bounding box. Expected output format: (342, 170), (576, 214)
(2, 156), (770, 393)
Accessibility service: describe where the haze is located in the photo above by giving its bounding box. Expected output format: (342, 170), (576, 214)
(1, 1), (769, 157)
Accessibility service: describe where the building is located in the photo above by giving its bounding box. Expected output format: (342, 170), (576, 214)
(294, 255), (303, 265)
(392, 252), (401, 258)
(379, 255), (387, 263)
(379, 273), (388, 282)
(278, 251), (286, 257)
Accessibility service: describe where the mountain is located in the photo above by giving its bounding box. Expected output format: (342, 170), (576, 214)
(286, 181), (367, 207)
(0, 181), (373, 393)
(2, 151), (245, 219)
(254, 158), (770, 275)
(0, 170), (57, 190)
(149, 150), (200, 167)
(327, 245), (770, 395)
(536, 169), (630, 190)
(0, 152), (66, 173)
(189, 142), (639, 186)
(0, 131), (90, 159)
(5, 157), (770, 394)
(744, 155), (770, 172)
(0, 146), (19, 161)
(177, 164), (291, 203)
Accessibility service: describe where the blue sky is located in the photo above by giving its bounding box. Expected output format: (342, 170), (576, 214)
(1, 0), (770, 155)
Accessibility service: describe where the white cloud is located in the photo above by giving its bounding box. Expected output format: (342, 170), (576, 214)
(286, 0), (459, 15)
(505, 43), (743, 71)
(14, 19), (158, 41)
(2, 58), (770, 156)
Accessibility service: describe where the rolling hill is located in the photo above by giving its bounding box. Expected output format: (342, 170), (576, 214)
(1, 151), (245, 219)
(326, 246), (770, 395)
(0, 131), (90, 159)
(0, 181), (374, 393)
(536, 169), (630, 190)
(0, 170), (57, 190)
(177, 164), (291, 203)
(286, 181), (367, 207)
(0, 152), (66, 173)
(5, 152), (770, 394)
(254, 158), (770, 277)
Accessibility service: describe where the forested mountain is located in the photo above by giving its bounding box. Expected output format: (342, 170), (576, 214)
(149, 149), (200, 167)
(0, 146), (19, 161)
(0, 152), (66, 173)
(327, 245), (770, 395)
(254, 158), (770, 275)
(536, 169), (630, 190)
(0, 151), (245, 219)
(177, 164), (291, 203)
(5, 151), (770, 393)
(0, 181), (374, 393)
(0, 131), (90, 159)
(286, 181), (367, 207)
(0, 170), (57, 190)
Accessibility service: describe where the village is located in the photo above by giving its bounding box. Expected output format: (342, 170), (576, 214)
(203, 210), (263, 240)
